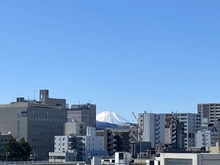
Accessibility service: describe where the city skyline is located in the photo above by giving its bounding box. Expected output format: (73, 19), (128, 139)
(1, 1), (220, 121)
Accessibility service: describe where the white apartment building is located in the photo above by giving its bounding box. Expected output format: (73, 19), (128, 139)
(49, 127), (108, 162)
(196, 118), (219, 148)
(138, 112), (166, 148)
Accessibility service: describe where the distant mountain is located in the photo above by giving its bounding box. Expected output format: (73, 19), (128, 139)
(96, 121), (118, 129)
(96, 111), (130, 125)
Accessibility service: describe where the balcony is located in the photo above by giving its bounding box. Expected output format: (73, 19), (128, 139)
(108, 144), (114, 150)
(108, 134), (113, 139)
(108, 139), (113, 144)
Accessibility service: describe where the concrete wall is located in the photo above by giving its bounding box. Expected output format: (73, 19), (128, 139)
(0, 103), (28, 139)
(68, 104), (96, 127)
(139, 113), (165, 148)
(64, 121), (86, 136)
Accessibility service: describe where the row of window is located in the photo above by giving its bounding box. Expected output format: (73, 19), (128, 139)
(31, 138), (52, 142)
(32, 145), (52, 149)
(29, 117), (65, 122)
(31, 125), (63, 129)
(0, 139), (8, 142)
(30, 131), (61, 136)
(29, 111), (65, 116)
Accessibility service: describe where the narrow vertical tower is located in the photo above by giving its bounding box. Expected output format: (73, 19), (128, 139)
(39, 89), (49, 103)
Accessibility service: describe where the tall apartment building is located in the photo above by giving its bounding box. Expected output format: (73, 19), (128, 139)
(96, 129), (114, 156)
(138, 112), (199, 149)
(113, 127), (130, 154)
(166, 113), (201, 148)
(198, 103), (220, 124)
(67, 103), (96, 127)
(138, 112), (166, 148)
(0, 90), (67, 160)
(165, 115), (185, 149)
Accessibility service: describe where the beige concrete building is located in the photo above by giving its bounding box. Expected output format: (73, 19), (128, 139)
(64, 119), (86, 136)
(0, 90), (67, 160)
(68, 103), (96, 127)
(207, 142), (220, 153)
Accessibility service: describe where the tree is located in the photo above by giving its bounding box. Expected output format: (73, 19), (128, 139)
(19, 138), (32, 161)
(3, 137), (32, 161)
(3, 137), (20, 161)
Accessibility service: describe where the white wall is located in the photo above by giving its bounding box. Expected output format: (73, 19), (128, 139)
(139, 113), (165, 148)
(64, 121), (80, 135)
(196, 130), (211, 148)
(54, 136), (69, 152)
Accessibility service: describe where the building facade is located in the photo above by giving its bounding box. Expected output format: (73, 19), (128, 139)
(0, 90), (67, 160)
(198, 103), (220, 124)
(64, 119), (86, 136)
(51, 127), (107, 162)
(0, 134), (12, 160)
(138, 112), (166, 148)
(67, 103), (96, 127)
(96, 128), (114, 156)
(138, 112), (200, 149)
(168, 113), (201, 148)
(196, 118), (219, 148)
(165, 115), (185, 149)
(96, 125), (136, 156)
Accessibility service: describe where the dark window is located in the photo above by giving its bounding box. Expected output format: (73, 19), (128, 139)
(119, 153), (124, 159)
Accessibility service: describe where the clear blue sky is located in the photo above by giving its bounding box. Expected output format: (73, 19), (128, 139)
(0, 0), (220, 121)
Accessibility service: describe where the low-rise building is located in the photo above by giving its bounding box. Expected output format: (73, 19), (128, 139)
(49, 127), (108, 162)
(196, 118), (219, 148)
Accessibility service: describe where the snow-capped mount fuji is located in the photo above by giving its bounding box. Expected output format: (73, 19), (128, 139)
(96, 111), (129, 125)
